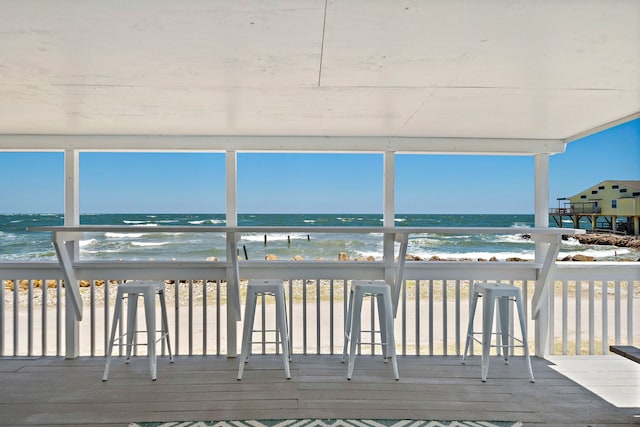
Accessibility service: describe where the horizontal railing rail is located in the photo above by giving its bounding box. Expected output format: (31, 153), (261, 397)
(2, 261), (638, 358)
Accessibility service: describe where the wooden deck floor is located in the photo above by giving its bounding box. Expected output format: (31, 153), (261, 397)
(0, 355), (638, 426)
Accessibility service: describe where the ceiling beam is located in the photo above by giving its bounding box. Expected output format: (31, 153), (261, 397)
(0, 135), (566, 155)
(564, 112), (640, 144)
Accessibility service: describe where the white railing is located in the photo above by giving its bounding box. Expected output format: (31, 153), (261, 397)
(550, 263), (638, 355)
(2, 261), (638, 358)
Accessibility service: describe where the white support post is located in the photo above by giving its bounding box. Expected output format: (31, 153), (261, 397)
(64, 150), (80, 359)
(383, 151), (395, 229)
(383, 152), (396, 282)
(226, 150), (238, 228)
(534, 153), (550, 357)
(226, 150), (239, 357)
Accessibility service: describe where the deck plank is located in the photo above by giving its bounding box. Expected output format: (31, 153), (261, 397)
(0, 355), (637, 426)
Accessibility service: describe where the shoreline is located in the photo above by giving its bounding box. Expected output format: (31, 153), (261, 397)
(572, 232), (640, 249)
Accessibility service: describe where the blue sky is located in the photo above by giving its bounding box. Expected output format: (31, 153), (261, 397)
(0, 119), (638, 215)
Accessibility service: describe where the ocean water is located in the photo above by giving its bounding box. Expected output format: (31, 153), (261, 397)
(1, 213), (637, 262)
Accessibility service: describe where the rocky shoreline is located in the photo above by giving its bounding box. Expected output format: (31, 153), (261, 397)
(571, 233), (640, 249)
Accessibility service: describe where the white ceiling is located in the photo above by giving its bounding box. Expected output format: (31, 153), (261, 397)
(0, 0), (638, 150)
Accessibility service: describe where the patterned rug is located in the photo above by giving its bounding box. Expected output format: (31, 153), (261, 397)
(129, 420), (523, 427)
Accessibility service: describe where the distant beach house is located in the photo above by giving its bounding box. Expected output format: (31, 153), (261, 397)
(551, 180), (640, 235)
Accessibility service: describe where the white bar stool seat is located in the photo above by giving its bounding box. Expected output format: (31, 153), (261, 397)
(102, 280), (173, 381)
(237, 279), (291, 380)
(342, 279), (399, 380)
(462, 281), (534, 382)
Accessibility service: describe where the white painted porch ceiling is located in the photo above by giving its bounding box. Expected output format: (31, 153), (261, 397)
(0, 0), (639, 148)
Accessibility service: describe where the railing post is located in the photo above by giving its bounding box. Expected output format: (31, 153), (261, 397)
(64, 242), (79, 358)
(383, 151), (396, 293)
(225, 232), (240, 357)
(534, 153), (551, 358)
(64, 150), (80, 359)
(226, 150), (239, 357)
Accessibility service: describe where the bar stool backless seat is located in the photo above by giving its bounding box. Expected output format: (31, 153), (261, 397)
(102, 280), (173, 381)
(237, 279), (291, 380)
(342, 279), (399, 380)
(462, 281), (534, 382)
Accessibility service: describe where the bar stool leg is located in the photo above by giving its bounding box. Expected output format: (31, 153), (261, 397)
(143, 288), (157, 381)
(158, 289), (174, 363)
(275, 287), (291, 379)
(381, 287), (399, 380)
(102, 288), (124, 381)
(515, 292), (535, 382)
(125, 292), (139, 363)
(481, 291), (496, 382)
(376, 293), (388, 361)
(237, 289), (257, 380)
(462, 287), (480, 364)
(347, 288), (364, 380)
(497, 295), (511, 364)
(342, 287), (354, 363)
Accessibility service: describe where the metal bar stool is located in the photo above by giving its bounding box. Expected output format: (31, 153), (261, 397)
(237, 279), (291, 380)
(462, 281), (534, 382)
(103, 280), (173, 381)
(342, 279), (399, 380)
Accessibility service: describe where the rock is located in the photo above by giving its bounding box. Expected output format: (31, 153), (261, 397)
(292, 255), (304, 261)
(366, 256), (375, 261)
(338, 252), (349, 261)
(571, 254), (595, 262)
(560, 255), (572, 261)
(429, 255), (443, 261)
(265, 254), (279, 261)
(206, 256), (218, 261)
(489, 256), (498, 262)
(574, 233), (640, 249)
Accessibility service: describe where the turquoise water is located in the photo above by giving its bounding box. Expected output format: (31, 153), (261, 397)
(0, 213), (636, 262)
